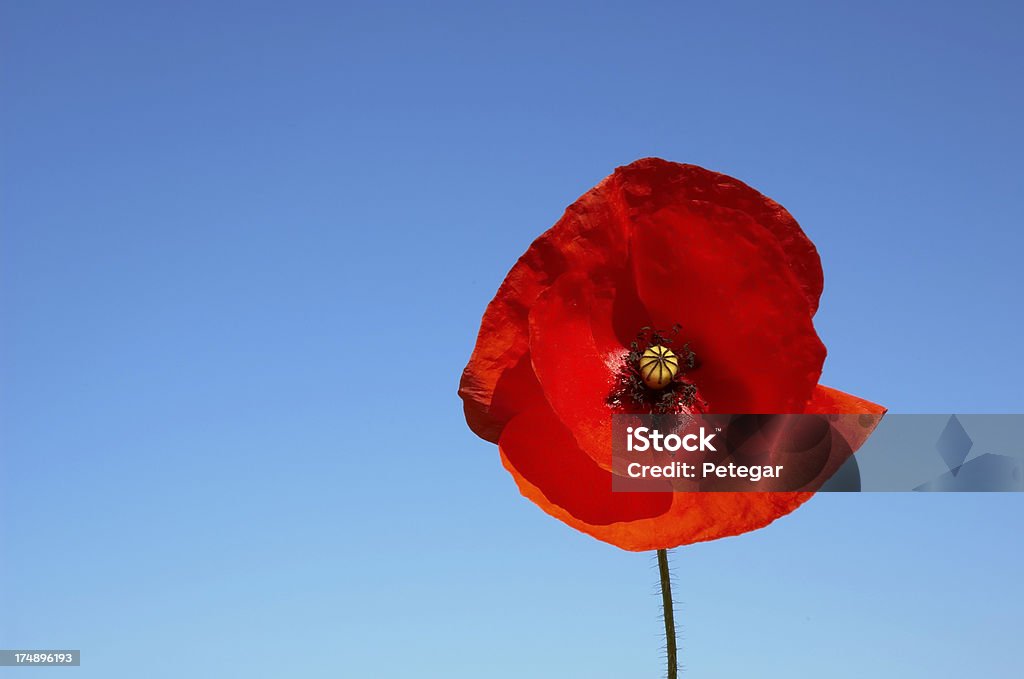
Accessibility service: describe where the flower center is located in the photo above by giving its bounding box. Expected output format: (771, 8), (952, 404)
(607, 325), (702, 414)
(639, 345), (679, 389)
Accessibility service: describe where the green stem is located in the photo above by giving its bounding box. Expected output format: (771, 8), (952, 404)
(657, 549), (677, 679)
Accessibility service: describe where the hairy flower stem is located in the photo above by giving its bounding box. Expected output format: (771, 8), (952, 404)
(657, 549), (678, 679)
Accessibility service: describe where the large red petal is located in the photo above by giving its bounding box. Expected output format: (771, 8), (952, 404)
(459, 172), (630, 442)
(499, 404), (672, 528)
(616, 159), (824, 313)
(631, 199), (826, 413)
(527, 271), (649, 470)
(499, 404), (812, 551)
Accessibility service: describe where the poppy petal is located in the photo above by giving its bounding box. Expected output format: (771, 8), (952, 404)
(630, 199), (826, 413)
(499, 403), (812, 551)
(500, 404), (672, 527)
(616, 158), (824, 313)
(459, 172), (631, 442)
(527, 270), (648, 470)
(807, 384), (887, 453)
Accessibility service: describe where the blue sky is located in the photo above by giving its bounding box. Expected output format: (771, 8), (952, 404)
(2, 1), (1022, 677)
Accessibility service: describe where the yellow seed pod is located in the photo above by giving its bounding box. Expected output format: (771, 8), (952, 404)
(639, 345), (679, 389)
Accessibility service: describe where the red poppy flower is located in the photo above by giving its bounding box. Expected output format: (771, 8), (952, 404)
(460, 158), (885, 552)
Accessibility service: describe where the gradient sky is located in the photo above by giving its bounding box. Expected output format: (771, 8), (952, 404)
(2, 1), (1023, 677)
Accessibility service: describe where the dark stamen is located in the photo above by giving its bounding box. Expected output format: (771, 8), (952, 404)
(606, 325), (703, 414)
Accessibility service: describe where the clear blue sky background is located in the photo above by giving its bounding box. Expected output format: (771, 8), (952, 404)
(2, 1), (1022, 677)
